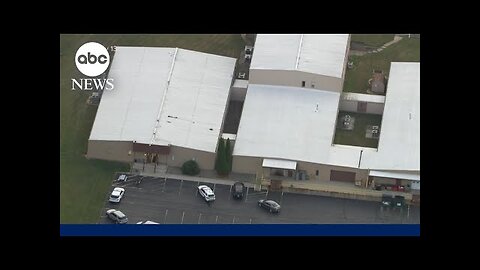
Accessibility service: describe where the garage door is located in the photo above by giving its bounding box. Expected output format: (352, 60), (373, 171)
(330, 170), (356, 182)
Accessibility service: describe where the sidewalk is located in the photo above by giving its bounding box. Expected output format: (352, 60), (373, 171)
(131, 164), (413, 203)
(136, 166), (260, 189)
(349, 35), (403, 56)
(129, 164), (412, 202)
(272, 179), (413, 203)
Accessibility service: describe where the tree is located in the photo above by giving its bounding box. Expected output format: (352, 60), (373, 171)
(181, 160), (200, 176)
(225, 138), (232, 173)
(215, 138), (229, 176)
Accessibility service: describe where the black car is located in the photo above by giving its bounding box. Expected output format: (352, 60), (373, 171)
(232, 182), (245, 200)
(381, 194), (405, 208)
(258, 199), (281, 213)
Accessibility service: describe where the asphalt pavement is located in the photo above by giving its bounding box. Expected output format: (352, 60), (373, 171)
(98, 177), (420, 224)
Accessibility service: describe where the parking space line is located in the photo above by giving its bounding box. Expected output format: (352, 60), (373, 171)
(249, 218), (252, 224)
(232, 216), (235, 224)
(407, 205), (410, 219)
(215, 215), (218, 224)
(245, 187), (249, 202)
(163, 209), (168, 224)
(178, 180), (183, 195)
(198, 213), (202, 224)
(181, 211), (185, 224)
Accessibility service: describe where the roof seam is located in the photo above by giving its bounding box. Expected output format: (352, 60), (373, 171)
(150, 47), (178, 146)
(295, 34), (304, 70)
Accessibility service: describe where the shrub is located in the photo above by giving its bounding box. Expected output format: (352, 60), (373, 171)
(215, 138), (229, 176)
(181, 160), (200, 176)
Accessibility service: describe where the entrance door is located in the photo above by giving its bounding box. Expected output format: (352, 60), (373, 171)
(145, 153), (153, 163)
(357, 102), (367, 113)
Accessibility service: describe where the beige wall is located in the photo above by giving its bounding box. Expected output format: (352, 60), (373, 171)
(230, 86), (247, 101)
(366, 103), (384, 115)
(232, 155), (263, 174)
(338, 100), (358, 112)
(339, 100), (384, 115)
(231, 155), (369, 182)
(249, 69), (343, 93)
(167, 146), (216, 170)
(86, 140), (133, 163)
(297, 160), (368, 182)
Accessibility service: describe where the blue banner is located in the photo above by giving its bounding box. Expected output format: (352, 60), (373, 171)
(60, 224), (420, 236)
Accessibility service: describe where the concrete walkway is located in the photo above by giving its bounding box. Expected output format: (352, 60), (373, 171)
(349, 35), (403, 56)
(131, 164), (413, 204)
(137, 169), (260, 189)
(274, 179), (412, 202)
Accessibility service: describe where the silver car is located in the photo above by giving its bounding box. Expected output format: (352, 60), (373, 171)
(106, 209), (128, 224)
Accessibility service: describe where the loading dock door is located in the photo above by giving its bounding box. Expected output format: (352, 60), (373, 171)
(330, 170), (356, 182)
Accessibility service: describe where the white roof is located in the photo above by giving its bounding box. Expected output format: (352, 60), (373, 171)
(234, 63), (419, 171)
(341, 92), (385, 103)
(250, 34), (350, 78)
(233, 84), (353, 166)
(89, 46), (236, 153)
(369, 170), (420, 181)
(361, 62), (420, 170)
(262, 158), (297, 170)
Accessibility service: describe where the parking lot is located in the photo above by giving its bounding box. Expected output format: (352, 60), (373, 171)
(98, 176), (420, 224)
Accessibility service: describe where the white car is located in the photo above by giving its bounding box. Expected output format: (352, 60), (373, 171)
(136, 221), (160, 224)
(117, 174), (128, 182)
(109, 187), (125, 203)
(197, 185), (215, 202)
(106, 209), (128, 224)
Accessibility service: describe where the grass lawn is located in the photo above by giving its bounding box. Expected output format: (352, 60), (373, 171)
(333, 111), (383, 148)
(344, 37), (420, 94)
(60, 34), (245, 223)
(351, 34), (395, 48)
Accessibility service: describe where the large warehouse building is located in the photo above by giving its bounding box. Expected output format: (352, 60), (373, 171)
(233, 58), (420, 191)
(86, 35), (419, 197)
(86, 46), (236, 170)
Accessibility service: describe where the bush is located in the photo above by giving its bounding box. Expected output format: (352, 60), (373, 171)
(215, 138), (229, 176)
(225, 138), (232, 172)
(181, 160), (200, 176)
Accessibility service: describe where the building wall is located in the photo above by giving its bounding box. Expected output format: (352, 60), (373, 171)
(372, 176), (416, 188)
(86, 140), (133, 163)
(248, 69), (343, 93)
(338, 100), (357, 112)
(339, 100), (384, 115)
(297, 160), (368, 182)
(231, 155), (368, 182)
(366, 103), (384, 115)
(230, 80), (248, 101)
(340, 35), (351, 91)
(230, 86), (247, 101)
(167, 146), (216, 170)
(232, 155), (263, 175)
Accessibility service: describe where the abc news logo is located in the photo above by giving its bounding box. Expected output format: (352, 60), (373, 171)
(71, 42), (114, 90)
(77, 52), (108, 65)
